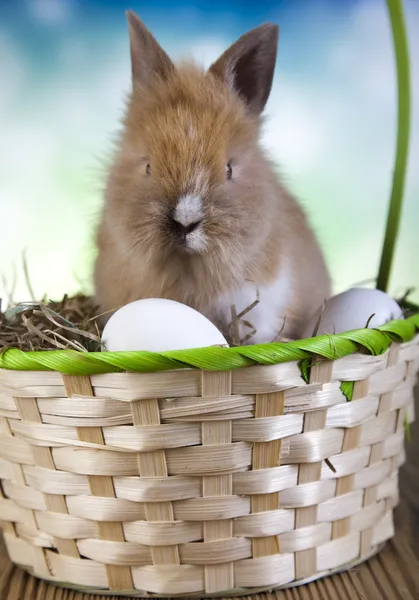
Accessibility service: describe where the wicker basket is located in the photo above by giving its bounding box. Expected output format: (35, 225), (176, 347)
(0, 0), (416, 596)
(0, 318), (418, 596)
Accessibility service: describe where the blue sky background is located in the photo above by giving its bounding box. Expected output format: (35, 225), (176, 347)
(0, 0), (418, 305)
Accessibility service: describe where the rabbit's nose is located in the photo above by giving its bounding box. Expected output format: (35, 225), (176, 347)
(170, 218), (201, 242)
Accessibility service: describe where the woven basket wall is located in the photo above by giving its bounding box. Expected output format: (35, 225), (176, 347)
(0, 334), (418, 596)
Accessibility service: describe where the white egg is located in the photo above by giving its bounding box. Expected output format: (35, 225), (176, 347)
(302, 287), (403, 338)
(101, 298), (228, 352)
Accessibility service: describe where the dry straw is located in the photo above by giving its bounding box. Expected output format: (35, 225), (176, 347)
(0, 0), (417, 596)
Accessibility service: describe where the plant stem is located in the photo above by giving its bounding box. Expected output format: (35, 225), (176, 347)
(376, 0), (411, 292)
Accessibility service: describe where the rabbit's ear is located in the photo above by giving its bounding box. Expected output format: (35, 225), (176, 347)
(126, 11), (174, 87)
(209, 24), (279, 115)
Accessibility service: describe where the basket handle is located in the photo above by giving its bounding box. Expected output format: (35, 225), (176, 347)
(376, 0), (411, 292)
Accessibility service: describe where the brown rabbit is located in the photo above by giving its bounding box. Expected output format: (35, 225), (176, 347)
(94, 11), (331, 344)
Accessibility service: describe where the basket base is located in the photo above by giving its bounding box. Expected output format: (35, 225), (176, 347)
(18, 543), (384, 598)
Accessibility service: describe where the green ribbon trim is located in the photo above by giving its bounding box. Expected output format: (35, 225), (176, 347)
(0, 314), (418, 376)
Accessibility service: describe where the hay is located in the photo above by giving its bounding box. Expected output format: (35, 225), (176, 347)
(0, 295), (103, 353)
(0, 256), (294, 354)
(0, 285), (416, 354)
(0, 293), (287, 352)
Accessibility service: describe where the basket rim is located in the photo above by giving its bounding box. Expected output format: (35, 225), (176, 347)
(0, 313), (418, 376)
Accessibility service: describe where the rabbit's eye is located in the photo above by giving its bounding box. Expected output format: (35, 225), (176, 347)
(226, 163), (233, 180)
(146, 163), (151, 176)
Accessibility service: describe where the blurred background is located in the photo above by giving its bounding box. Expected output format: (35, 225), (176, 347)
(0, 0), (418, 306)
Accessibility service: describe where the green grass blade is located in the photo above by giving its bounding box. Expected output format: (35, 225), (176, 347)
(377, 0), (411, 292)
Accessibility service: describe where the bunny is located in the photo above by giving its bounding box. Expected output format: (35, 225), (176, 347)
(94, 12), (331, 344)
